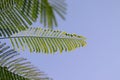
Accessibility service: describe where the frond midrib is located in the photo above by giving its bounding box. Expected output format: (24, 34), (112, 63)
(0, 36), (84, 40)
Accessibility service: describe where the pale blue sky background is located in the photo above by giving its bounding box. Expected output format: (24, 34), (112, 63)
(21, 0), (120, 80)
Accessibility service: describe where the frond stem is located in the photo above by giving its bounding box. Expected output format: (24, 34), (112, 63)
(0, 36), (82, 40)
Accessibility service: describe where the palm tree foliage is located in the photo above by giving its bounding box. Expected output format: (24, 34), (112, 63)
(0, 42), (50, 80)
(0, 0), (86, 80)
(0, 28), (86, 53)
(0, 0), (66, 37)
(0, 66), (29, 80)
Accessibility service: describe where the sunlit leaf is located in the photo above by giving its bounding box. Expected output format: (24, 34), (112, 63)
(0, 27), (86, 53)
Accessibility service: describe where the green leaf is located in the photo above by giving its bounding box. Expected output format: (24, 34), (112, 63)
(0, 27), (86, 53)
(0, 66), (29, 80)
(40, 0), (66, 27)
(0, 42), (51, 80)
(0, 0), (66, 37)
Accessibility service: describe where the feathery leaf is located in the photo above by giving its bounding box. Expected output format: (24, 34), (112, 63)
(0, 0), (66, 35)
(0, 27), (86, 53)
(0, 42), (51, 80)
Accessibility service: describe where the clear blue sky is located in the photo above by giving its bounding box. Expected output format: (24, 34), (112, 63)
(21, 0), (120, 80)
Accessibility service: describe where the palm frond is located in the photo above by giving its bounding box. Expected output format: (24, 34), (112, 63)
(40, 0), (66, 27)
(0, 27), (86, 53)
(0, 66), (29, 80)
(0, 0), (66, 36)
(0, 42), (51, 80)
(15, 0), (66, 27)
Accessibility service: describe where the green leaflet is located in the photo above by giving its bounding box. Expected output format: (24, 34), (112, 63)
(0, 42), (50, 80)
(0, 0), (28, 37)
(0, 0), (66, 35)
(0, 27), (87, 53)
(0, 0), (14, 11)
(0, 0), (66, 36)
(0, 66), (29, 80)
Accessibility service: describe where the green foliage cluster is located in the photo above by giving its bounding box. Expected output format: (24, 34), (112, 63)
(0, 0), (86, 80)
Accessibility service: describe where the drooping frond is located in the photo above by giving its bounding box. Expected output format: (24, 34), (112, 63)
(0, 27), (86, 53)
(0, 42), (51, 80)
(40, 0), (66, 27)
(0, 0), (28, 36)
(0, 66), (29, 80)
(0, 0), (66, 36)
